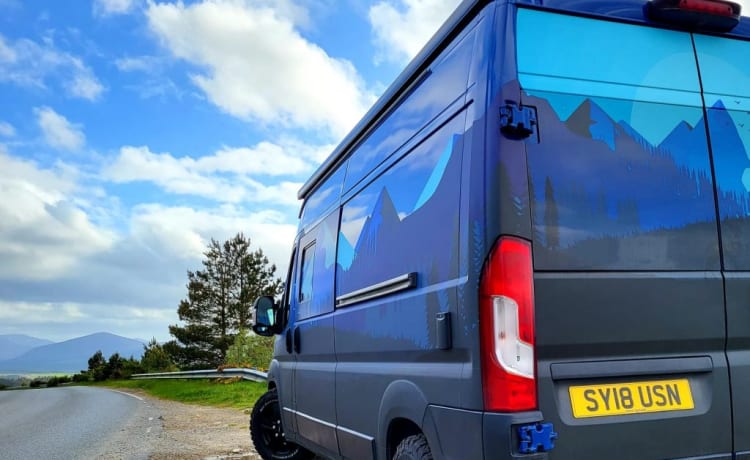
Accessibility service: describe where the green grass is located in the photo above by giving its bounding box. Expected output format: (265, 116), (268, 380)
(96, 378), (267, 410)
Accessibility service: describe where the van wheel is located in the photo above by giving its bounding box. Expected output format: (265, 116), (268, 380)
(250, 389), (312, 460)
(393, 434), (433, 460)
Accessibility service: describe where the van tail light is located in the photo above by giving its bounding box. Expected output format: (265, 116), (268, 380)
(647, 0), (741, 32)
(480, 237), (537, 412)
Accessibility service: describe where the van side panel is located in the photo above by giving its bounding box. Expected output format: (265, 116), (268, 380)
(334, 110), (467, 460)
(331, 18), (484, 460)
(694, 34), (750, 456)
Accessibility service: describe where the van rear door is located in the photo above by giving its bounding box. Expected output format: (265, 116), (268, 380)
(516, 7), (732, 459)
(694, 33), (750, 458)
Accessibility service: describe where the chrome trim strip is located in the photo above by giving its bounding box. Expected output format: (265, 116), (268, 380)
(337, 425), (374, 442)
(336, 272), (418, 307)
(286, 408), (337, 429)
(284, 408), (375, 442)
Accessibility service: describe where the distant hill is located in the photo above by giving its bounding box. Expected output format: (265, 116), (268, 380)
(0, 332), (146, 373)
(0, 335), (54, 361)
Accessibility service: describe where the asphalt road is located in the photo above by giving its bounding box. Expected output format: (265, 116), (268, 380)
(0, 386), (162, 460)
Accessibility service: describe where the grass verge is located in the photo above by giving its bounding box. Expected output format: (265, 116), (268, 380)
(96, 378), (267, 410)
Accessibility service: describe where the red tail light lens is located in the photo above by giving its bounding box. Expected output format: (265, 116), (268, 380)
(480, 236), (536, 412)
(647, 0), (741, 32)
(679, 0), (735, 15)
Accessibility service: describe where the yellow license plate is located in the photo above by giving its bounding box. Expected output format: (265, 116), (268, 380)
(569, 379), (694, 418)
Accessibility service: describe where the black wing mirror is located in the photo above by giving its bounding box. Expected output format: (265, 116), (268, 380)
(253, 296), (280, 336)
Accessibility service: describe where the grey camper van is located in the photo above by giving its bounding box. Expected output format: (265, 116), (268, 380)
(250, 0), (750, 458)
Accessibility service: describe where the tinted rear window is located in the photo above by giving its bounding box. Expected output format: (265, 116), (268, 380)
(517, 8), (720, 270)
(694, 34), (750, 271)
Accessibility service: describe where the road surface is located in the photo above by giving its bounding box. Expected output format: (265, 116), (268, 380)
(0, 386), (162, 459)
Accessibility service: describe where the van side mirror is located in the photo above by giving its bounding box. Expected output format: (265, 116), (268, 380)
(253, 296), (280, 337)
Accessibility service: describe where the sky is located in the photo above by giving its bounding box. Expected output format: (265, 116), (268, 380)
(0, 0), (464, 342)
(1, 0), (749, 343)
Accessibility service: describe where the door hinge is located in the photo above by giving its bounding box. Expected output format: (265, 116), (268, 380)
(500, 103), (538, 140)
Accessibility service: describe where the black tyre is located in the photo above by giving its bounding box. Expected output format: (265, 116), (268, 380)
(250, 389), (313, 460)
(393, 434), (433, 460)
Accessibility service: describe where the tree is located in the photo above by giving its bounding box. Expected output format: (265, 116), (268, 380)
(88, 350), (109, 381)
(168, 233), (282, 369)
(141, 338), (177, 372)
(225, 328), (275, 370)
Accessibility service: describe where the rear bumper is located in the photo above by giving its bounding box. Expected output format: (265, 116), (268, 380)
(427, 405), (549, 459)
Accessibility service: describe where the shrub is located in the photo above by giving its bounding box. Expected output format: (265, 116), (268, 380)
(141, 338), (178, 373)
(72, 372), (90, 382)
(225, 329), (274, 370)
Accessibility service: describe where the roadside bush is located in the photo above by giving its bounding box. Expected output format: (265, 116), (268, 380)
(46, 376), (72, 387)
(0, 384), (6, 390)
(141, 338), (177, 373)
(225, 329), (274, 370)
(29, 379), (43, 388)
(72, 372), (90, 382)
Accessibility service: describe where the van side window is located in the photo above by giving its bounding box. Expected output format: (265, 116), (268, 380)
(517, 8), (720, 270)
(300, 166), (346, 230)
(299, 243), (315, 303)
(337, 113), (464, 300)
(342, 28), (476, 193)
(296, 211), (339, 320)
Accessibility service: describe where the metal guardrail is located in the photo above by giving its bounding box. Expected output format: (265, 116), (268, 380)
(131, 368), (268, 382)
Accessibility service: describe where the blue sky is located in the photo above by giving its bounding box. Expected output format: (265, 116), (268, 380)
(0, 0), (463, 342)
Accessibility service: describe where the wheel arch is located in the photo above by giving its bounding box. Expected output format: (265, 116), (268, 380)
(377, 380), (443, 460)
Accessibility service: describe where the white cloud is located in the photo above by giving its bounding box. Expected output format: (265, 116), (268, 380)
(369, 0), (461, 64)
(67, 69), (105, 100)
(103, 141), (321, 206)
(93, 0), (138, 16)
(146, 0), (375, 138)
(0, 33), (104, 101)
(0, 145), (296, 341)
(0, 301), (176, 342)
(0, 35), (16, 61)
(115, 55), (163, 73)
(0, 121), (15, 137)
(130, 204), (296, 273)
(35, 107), (86, 151)
(0, 150), (112, 281)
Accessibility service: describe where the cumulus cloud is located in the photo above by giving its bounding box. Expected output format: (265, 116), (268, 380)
(0, 33), (104, 101)
(93, 0), (139, 17)
(145, 0), (375, 138)
(0, 301), (176, 342)
(129, 204), (296, 271)
(0, 121), (15, 137)
(35, 107), (86, 151)
(0, 145), (298, 340)
(0, 151), (112, 281)
(115, 55), (163, 73)
(103, 141), (325, 206)
(369, 0), (461, 64)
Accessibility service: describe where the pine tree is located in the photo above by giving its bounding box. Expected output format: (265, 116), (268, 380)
(167, 233), (282, 369)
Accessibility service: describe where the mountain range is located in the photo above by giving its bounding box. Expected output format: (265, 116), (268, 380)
(0, 335), (54, 361)
(0, 332), (146, 373)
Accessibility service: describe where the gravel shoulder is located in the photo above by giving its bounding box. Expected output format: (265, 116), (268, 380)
(99, 387), (261, 460)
